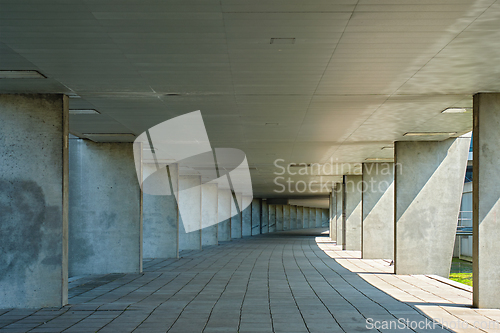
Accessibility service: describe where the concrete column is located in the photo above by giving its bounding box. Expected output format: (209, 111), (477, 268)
(290, 206), (297, 229)
(268, 204), (276, 233)
(336, 183), (344, 246)
(178, 175), (202, 251)
(303, 207), (310, 229)
(362, 163), (394, 260)
(143, 163), (179, 259)
(261, 200), (269, 234)
(322, 209), (328, 227)
(343, 175), (362, 251)
(283, 205), (291, 230)
(473, 93), (500, 308)
(276, 204), (284, 231)
(395, 137), (470, 277)
(231, 192), (242, 238)
(217, 189), (232, 242)
(69, 140), (142, 276)
(201, 183), (218, 247)
(315, 208), (322, 227)
(309, 208), (316, 228)
(297, 206), (303, 229)
(242, 195), (252, 237)
(251, 198), (261, 235)
(330, 189), (337, 241)
(0, 94), (68, 308)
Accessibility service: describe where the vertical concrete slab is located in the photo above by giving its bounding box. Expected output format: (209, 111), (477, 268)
(303, 207), (310, 229)
(217, 189), (232, 242)
(178, 175), (202, 251)
(242, 195), (252, 237)
(290, 206), (297, 229)
(330, 189), (337, 241)
(276, 204), (284, 231)
(268, 204), (276, 233)
(231, 192), (242, 239)
(321, 209), (328, 227)
(69, 140), (142, 276)
(251, 198), (261, 235)
(143, 163), (179, 259)
(343, 175), (362, 251)
(336, 183), (344, 246)
(297, 206), (303, 229)
(315, 208), (322, 227)
(362, 163), (394, 260)
(0, 94), (68, 308)
(201, 183), (218, 247)
(261, 200), (269, 234)
(283, 205), (291, 230)
(309, 208), (316, 228)
(395, 137), (470, 277)
(473, 93), (500, 308)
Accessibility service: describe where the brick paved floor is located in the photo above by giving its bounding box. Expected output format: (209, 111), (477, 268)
(0, 228), (499, 332)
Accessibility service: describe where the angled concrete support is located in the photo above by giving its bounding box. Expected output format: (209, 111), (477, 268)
(395, 137), (470, 277)
(297, 206), (303, 229)
(283, 205), (291, 230)
(251, 198), (261, 235)
(330, 189), (337, 241)
(217, 189), (232, 242)
(336, 183), (344, 246)
(0, 94), (68, 308)
(231, 192), (242, 238)
(178, 175), (202, 251)
(473, 93), (500, 308)
(362, 163), (394, 260)
(268, 204), (276, 233)
(201, 183), (218, 247)
(276, 204), (284, 231)
(143, 163), (179, 259)
(290, 206), (297, 229)
(321, 209), (328, 227)
(343, 175), (363, 251)
(303, 207), (310, 229)
(242, 195), (252, 237)
(261, 200), (269, 234)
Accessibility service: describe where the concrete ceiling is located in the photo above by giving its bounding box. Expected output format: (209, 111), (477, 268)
(1, 0), (497, 198)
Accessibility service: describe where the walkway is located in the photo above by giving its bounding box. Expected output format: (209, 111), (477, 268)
(0, 229), (499, 333)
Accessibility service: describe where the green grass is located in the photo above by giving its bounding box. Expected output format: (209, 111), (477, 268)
(449, 273), (473, 287)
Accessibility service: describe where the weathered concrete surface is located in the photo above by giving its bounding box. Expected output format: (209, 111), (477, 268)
(0, 94), (69, 308)
(343, 175), (362, 251)
(231, 192), (242, 239)
(336, 183), (344, 246)
(473, 93), (500, 308)
(321, 209), (328, 227)
(242, 195), (252, 237)
(251, 198), (261, 235)
(268, 204), (276, 233)
(395, 137), (470, 277)
(143, 163), (178, 259)
(315, 208), (322, 227)
(297, 206), (303, 229)
(330, 190), (337, 241)
(261, 200), (269, 234)
(283, 205), (291, 230)
(303, 207), (310, 229)
(201, 183), (218, 247)
(178, 175), (202, 251)
(217, 189), (232, 242)
(309, 208), (316, 228)
(362, 163), (394, 260)
(69, 140), (142, 276)
(290, 206), (297, 230)
(276, 204), (284, 231)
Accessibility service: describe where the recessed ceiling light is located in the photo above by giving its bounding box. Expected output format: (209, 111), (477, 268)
(270, 38), (295, 45)
(164, 93), (180, 96)
(441, 107), (472, 114)
(404, 132), (456, 136)
(69, 109), (100, 115)
(381, 146), (394, 150)
(265, 123), (279, 126)
(365, 158), (394, 162)
(0, 70), (46, 79)
(83, 133), (135, 137)
(67, 93), (81, 99)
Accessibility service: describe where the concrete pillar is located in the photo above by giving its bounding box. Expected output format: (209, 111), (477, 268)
(69, 140), (142, 276)
(290, 206), (297, 229)
(231, 192), (242, 238)
(309, 208), (316, 228)
(217, 189), (232, 242)
(276, 204), (284, 231)
(297, 206), (303, 229)
(178, 175), (202, 251)
(336, 183), (344, 246)
(362, 163), (394, 260)
(330, 189), (337, 241)
(473, 93), (500, 308)
(395, 137), (470, 277)
(143, 163), (179, 259)
(242, 195), (252, 237)
(0, 94), (68, 308)
(303, 207), (310, 229)
(201, 183), (218, 247)
(321, 209), (328, 227)
(261, 200), (269, 234)
(343, 175), (362, 251)
(251, 198), (261, 235)
(283, 205), (291, 230)
(268, 204), (276, 233)
(315, 208), (322, 227)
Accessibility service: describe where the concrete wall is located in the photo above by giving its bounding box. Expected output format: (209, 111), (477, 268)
(321, 209), (328, 227)
(290, 206), (297, 230)
(315, 208), (322, 227)
(69, 140), (142, 276)
(303, 207), (309, 229)
(395, 137), (470, 277)
(268, 204), (276, 233)
(0, 94), (68, 308)
(242, 195), (252, 237)
(276, 204), (284, 231)
(178, 175), (202, 251)
(330, 189), (337, 241)
(309, 208), (316, 228)
(143, 163), (178, 259)
(261, 200), (269, 234)
(362, 163), (394, 260)
(343, 175), (362, 251)
(283, 205), (290, 230)
(231, 192), (242, 238)
(201, 183), (218, 247)
(336, 183), (344, 246)
(297, 206), (303, 229)
(217, 189), (232, 242)
(251, 198), (261, 235)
